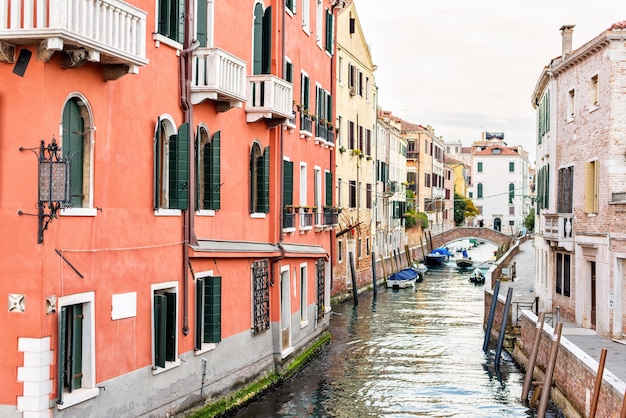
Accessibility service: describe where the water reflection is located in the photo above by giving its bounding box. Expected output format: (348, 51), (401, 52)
(231, 245), (562, 417)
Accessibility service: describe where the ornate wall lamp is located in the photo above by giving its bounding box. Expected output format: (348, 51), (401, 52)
(19, 136), (71, 243)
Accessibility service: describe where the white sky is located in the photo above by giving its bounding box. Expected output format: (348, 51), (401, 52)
(354, 0), (624, 159)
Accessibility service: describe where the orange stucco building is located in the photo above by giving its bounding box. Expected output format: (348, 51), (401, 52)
(0, 0), (338, 416)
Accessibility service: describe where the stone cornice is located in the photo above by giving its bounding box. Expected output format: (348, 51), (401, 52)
(551, 35), (610, 77)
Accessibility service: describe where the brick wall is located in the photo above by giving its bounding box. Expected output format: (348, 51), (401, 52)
(512, 312), (626, 416)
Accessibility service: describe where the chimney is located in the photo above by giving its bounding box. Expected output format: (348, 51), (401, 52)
(560, 25), (575, 60)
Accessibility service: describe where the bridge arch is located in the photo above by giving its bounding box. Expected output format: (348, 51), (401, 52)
(429, 227), (513, 250)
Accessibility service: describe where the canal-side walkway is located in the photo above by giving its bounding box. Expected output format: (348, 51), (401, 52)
(501, 237), (626, 400)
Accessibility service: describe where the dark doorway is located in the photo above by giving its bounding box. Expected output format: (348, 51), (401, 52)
(591, 261), (597, 329)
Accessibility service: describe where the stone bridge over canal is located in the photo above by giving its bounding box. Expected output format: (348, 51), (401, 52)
(428, 227), (514, 250)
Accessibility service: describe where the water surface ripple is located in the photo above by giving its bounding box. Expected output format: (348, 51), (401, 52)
(231, 248), (562, 417)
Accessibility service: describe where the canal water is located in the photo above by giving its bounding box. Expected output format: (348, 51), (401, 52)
(231, 243), (563, 417)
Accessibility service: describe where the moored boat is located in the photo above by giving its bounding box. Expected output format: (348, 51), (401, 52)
(425, 247), (453, 266)
(387, 267), (420, 289)
(456, 258), (474, 269)
(468, 268), (485, 284)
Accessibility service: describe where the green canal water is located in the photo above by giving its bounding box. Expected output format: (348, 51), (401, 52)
(231, 244), (563, 417)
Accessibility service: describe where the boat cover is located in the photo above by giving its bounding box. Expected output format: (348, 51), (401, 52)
(431, 247), (454, 256)
(389, 268), (418, 281)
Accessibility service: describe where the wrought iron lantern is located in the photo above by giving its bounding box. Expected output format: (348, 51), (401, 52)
(19, 136), (71, 243)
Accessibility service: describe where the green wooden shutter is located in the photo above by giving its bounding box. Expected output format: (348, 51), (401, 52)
(262, 6), (272, 75)
(158, 0), (170, 36)
(195, 279), (204, 350)
(176, 0), (185, 43)
(154, 119), (162, 209)
(154, 294), (166, 367)
(304, 76), (310, 110)
(257, 147), (270, 213)
(170, 123), (190, 210)
(205, 277), (221, 343)
(209, 131), (221, 210)
(195, 128), (201, 210)
(57, 306), (68, 403)
(62, 99), (84, 208)
(197, 0), (207, 47)
(70, 304), (83, 391)
(253, 4), (263, 74)
(284, 160), (293, 206)
(165, 292), (176, 361)
(325, 171), (332, 206)
(325, 9), (333, 54)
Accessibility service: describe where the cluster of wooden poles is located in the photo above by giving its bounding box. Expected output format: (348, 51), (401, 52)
(349, 244), (418, 306)
(486, 280), (626, 417)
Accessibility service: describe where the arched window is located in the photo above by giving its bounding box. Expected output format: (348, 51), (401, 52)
(477, 183), (483, 199)
(252, 3), (272, 75)
(154, 117), (189, 210)
(250, 142), (270, 213)
(197, 125), (220, 211)
(61, 96), (94, 210)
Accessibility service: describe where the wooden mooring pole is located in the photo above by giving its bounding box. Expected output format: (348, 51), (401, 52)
(589, 348), (608, 418)
(537, 322), (563, 418)
(521, 312), (545, 404)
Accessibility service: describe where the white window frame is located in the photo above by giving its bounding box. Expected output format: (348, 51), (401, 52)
(300, 263), (308, 326)
(57, 291), (98, 410)
(301, 0), (310, 34)
(194, 270), (218, 355)
(151, 281), (181, 374)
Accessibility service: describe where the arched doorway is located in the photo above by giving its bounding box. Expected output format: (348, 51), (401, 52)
(493, 217), (502, 232)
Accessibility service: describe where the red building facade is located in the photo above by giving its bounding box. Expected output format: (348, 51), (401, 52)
(0, 0), (338, 416)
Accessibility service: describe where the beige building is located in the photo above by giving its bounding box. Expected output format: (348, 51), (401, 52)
(333, 0), (378, 295)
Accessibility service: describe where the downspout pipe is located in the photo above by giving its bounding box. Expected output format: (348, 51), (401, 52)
(179, 2), (199, 335)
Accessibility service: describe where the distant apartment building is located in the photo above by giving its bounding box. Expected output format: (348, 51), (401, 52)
(532, 22), (626, 338)
(470, 132), (530, 234)
(333, 0), (378, 296)
(376, 110), (408, 259)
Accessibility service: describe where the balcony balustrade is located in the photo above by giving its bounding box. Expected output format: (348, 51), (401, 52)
(0, 0), (147, 77)
(282, 211), (295, 229)
(191, 47), (246, 109)
(314, 121), (335, 145)
(245, 74), (293, 123)
(299, 212), (313, 228)
(543, 213), (573, 251)
(323, 211), (338, 226)
(299, 113), (313, 138)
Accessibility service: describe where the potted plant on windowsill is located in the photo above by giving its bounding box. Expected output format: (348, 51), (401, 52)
(284, 204), (294, 213)
(351, 149), (361, 156)
(339, 146), (346, 153)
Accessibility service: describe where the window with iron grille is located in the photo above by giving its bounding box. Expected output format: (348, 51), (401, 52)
(316, 258), (325, 320)
(252, 260), (270, 334)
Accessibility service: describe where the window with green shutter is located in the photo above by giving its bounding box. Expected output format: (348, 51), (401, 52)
(325, 171), (332, 206)
(253, 5), (272, 75)
(155, 119), (189, 210)
(196, 0), (207, 47)
(284, 160), (294, 207)
(195, 276), (221, 349)
(250, 144), (270, 214)
(197, 127), (221, 211)
(154, 291), (177, 368)
(58, 304), (83, 398)
(62, 99), (85, 208)
(325, 9), (334, 54)
(158, 0), (185, 43)
(169, 123), (190, 210)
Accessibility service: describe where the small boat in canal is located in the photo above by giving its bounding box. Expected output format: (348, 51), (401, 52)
(412, 262), (428, 275)
(424, 247), (453, 266)
(456, 249), (473, 269)
(468, 268), (485, 284)
(387, 267), (420, 289)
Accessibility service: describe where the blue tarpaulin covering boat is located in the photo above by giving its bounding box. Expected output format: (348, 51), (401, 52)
(387, 267), (420, 288)
(425, 247), (453, 266)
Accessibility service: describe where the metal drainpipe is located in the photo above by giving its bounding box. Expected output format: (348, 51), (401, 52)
(179, 1), (199, 335)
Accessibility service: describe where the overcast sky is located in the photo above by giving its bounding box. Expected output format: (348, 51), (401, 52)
(354, 0), (624, 161)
